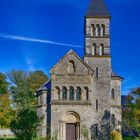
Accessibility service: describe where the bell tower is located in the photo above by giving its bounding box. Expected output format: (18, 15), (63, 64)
(84, 1), (112, 138)
(84, 0), (111, 78)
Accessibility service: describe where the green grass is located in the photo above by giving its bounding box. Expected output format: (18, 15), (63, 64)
(123, 138), (136, 140)
(0, 138), (18, 140)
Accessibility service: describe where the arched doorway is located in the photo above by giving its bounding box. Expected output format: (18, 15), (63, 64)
(60, 112), (80, 140)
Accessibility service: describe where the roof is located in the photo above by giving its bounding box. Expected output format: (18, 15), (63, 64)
(86, 0), (111, 18)
(50, 49), (94, 74)
(36, 79), (51, 92)
(121, 95), (128, 106)
(111, 71), (123, 80)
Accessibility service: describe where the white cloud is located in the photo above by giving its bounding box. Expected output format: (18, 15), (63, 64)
(25, 57), (36, 71)
(0, 33), (83, 48)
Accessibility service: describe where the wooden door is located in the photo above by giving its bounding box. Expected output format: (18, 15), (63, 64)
(66, 123), (76, 140)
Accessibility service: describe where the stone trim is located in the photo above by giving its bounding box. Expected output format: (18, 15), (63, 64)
(51, 100), (92, 105)
(84, 55), (111, 58)
(86, 35), (110, 38)
(111, 105), (122, 109)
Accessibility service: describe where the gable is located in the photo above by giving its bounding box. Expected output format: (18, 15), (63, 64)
(50, 50), (93, 75)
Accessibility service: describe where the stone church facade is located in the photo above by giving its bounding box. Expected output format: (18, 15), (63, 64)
(37, 0), (123, 139)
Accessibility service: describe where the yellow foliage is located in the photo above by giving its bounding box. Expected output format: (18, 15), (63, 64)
(111, 131), (122, 140)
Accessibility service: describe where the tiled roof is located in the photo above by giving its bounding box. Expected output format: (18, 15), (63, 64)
(36, 79), (51, 92)
(111, 72), (123, 80)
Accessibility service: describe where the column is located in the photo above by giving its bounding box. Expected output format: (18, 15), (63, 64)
(67, 88), (70, 101)
(60, 88), (63, 100)
(74, 88), (77, 100)
(95, 25), (98, 36)
(100, 25), (103, 36)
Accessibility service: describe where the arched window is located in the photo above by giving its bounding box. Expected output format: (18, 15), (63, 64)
(55, 86), (60, 100)
(101, 24), (105, 36)
(76, 87), (82, 100)
(91, 24), (95, 36)
(96, 24), (101, 36)
(67, 60), (75, 74)
(99, 43), (104, 56)
(111, 88), (115, 99)
(69, 86), (74, 100)
(84, 87), (89, 100)
(62, 86), (67, 100)
(92, 43), (97, 55)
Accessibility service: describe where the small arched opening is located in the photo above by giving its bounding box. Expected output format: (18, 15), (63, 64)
(62, 86), (67, 100)
(99, 43), (104, 56)
(67, 60), (75, 74)
(76, 87), (82, 100)
(55, 86), (60, 100)
(111, 88), (115, 99)
(69, 86), (75, 100)
(92, 43), (97, 55)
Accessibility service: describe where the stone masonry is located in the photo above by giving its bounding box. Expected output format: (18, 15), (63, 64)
(36, 0), (123, 140)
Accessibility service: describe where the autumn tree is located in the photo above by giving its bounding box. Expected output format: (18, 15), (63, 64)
(8, 70), (48, 110)
(0, 73), (13, 128)
(8, 70), (48, 139)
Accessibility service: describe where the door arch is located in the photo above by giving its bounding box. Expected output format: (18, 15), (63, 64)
(59, 111), (80, 140)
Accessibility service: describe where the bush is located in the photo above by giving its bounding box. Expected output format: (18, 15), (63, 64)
(10, 109), (41, 140)
(111, 131), (122, 140)
(81, 127), (89, 140)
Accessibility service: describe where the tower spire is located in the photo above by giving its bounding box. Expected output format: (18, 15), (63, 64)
(86, 0), (110, 18)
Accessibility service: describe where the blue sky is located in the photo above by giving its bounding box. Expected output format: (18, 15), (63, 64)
(0, 0), (140, 95)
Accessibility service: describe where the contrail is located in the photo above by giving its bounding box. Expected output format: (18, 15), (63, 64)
(0, 33), (83, 48)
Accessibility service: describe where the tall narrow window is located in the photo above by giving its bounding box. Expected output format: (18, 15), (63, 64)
(69, 86), (74, 100)
(62, 86), (67, 100)
(99, 43), (104, 56)
(96, 24), (101, 36)
(67, 60), (75, 74)
(101, 24), (105, 36)
(55, 86), (60, 100)
(95, 125), (98, 137)
(96, 100), (98, 111)
(96, 67), (99, 78)
(92, 43), (97, 55)
(76, 87), (82, 100)
(111, 89), (115, 99)
(91, 24), (95, 36)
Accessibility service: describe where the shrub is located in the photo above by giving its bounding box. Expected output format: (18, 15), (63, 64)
(81, 127), (89, 140)
(111, 131), (122, 140)
(10, 109), (41, 140)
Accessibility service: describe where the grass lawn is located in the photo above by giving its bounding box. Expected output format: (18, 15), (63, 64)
(0, 138), (18, 140)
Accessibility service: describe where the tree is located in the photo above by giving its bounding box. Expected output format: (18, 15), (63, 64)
(0, 73), (8, 94)
(8, 70), (48, 110)
(0, 73), (13, 128)
(28, 71), (48, 94)
(10, 109), (42, 140)
(122, 87), (140, 138)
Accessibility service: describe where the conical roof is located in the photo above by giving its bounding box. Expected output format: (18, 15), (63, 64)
(86, 0), (111, 18)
